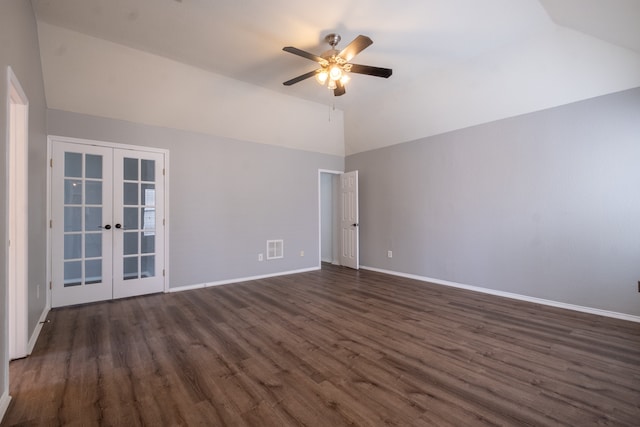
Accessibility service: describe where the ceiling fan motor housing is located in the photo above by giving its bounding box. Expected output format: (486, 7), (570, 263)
(324, 33), (342, 48)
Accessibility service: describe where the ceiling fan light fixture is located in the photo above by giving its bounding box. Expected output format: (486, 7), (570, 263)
(327, 80), (337, 90)
(315, 70), (328, 84)
(329, 64), (342, 81)
(340, 74), (350, 85)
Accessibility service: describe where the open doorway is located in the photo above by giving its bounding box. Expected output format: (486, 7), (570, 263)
(7, 66), (29, 360)
(319, 170), (341, 266)
(319, 169), (360, 270)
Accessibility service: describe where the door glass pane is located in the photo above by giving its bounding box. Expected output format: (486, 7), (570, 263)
(141, 159), (155, 182)
(142, 208), (155, 233)
(141, 255), (155, 278)
(123, 208), (139, 230)
(64, 180), (83, 204)
(123, 232), (138, 255)
(141, 233), (155, 254)
(141, 184), (155, 206)
(85, 181), (102, 205)
(64, 152), (82, 177)
(86, 154), (103, 179)
(119, 154), (160, 286)
(123, 257), (138, 280)
(64, 261), (82, 287)
(85, 207), (102, 231)
(64, 207), (82, 232)
(123, 183), (138, 205)
(59, 147), (107, 295)
(64, 234), (82, 259)
(85, 233), (102, 258)
(124, 158), (138, 181)
(85, 260), (102, 285)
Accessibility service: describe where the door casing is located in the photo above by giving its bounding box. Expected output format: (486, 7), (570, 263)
(47, 135), (170, 306)
(7, 66), (29, 360)
(318, 169), (359, 269)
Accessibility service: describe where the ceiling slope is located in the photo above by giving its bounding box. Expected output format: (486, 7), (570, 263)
(37, 22), (345, 155)
(31, 0), (640, 154)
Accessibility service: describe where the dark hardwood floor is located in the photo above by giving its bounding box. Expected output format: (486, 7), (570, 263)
(4, 264), (640, 426)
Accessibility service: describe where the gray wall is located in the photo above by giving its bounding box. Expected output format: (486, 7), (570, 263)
(47, 109), (344, 288)
(346, 87), (640, 317)
(0, 0), (48, 403)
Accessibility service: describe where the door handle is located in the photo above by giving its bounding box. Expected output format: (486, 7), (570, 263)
(352, 223), (359, 227)
(115, 223), (122, 229)
(100, 224), (112, 230)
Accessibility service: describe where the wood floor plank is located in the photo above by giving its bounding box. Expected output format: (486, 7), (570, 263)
(4, 264), (640, 426)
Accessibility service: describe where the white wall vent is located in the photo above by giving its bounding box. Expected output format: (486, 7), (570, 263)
(267, 240), (284, 260)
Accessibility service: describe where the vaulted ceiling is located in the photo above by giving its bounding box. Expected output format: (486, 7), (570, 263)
(31, 0), (640, 155)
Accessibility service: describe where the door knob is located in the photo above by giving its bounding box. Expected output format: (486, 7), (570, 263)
(352, 223), (359, 227)
(102, 224), (112, 230)
(115, 223), (122, 229)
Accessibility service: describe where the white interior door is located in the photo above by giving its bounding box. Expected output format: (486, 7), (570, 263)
(112, 150), (165, 299)
(52, 142), (114, 307)
(51, 141), (165, 307)
(340, 170), (359, 269)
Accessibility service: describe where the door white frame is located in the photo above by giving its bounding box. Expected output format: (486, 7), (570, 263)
(6, 67), (29, 360)
(47, 135), (170, 305)
(317, 169), (343, 268)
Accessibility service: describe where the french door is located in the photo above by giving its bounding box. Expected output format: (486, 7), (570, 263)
(51, 140), (165, 307)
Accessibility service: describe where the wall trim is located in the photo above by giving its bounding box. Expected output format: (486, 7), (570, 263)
(167, 266), (321, 293)
(361, 265), (640, 324)
(27, 306), (50, 355)
(0, 391), (11, 423)
(48, 134), (170, 154)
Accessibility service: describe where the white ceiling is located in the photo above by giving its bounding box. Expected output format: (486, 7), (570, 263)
(30, 0), (640, 154)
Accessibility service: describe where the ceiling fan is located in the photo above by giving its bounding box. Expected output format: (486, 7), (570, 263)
(282, 33), (392, 96)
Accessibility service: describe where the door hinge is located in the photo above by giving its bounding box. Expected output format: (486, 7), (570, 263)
(50, 219), (53, 228)
(163, 168), (165, 176)
(50, 159), (53, 167)
(162, 269), (165, 277)
(49, 281), (52, 290)
(163, 218), (165, 226)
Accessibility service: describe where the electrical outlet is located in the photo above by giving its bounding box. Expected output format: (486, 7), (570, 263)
(300, 250), (304, 257)
(258, 253), (264, 262)
(388, 250), (393, 258)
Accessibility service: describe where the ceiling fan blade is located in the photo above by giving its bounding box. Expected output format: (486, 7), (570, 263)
(338, 35), (373, 61)
(349, 64), (393, 78)
(334, 80), (346, 96)
(283, 46), (327, 64)
(283, 70), (318, 86)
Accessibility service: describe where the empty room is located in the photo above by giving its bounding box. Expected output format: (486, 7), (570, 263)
(1, 0), (640, 425)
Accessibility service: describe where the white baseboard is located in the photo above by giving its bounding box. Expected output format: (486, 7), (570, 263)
(27, 305), (51, 355)
(168, 266), (321, 293)
(0, 391), (11, 424)
(167, 283), (206, 293)
(361, 265), (640, 323)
